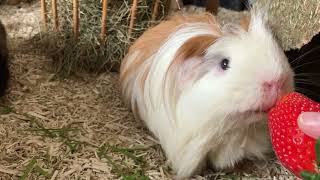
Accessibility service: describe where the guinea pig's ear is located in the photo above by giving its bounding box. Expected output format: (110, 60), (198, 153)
(221, 14), (251, 35)
(240, 14), (251, 32)
(242, 7), (270, 34)
(168, 35), (217, 87)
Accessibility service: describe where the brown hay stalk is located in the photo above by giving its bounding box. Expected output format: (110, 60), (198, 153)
(100, 0), (108, 41)
(73, 0), (80, 38)
(175, 0), (182, 9)
(51, 0), (59, 32)
(128, 0), (138, 40)
(40, 0), (48, 29)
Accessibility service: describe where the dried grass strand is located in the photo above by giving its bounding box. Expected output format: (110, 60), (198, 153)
(175, 0), (182, 9)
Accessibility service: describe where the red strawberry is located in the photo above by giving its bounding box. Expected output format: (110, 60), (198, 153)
(268, 92), (320, 178)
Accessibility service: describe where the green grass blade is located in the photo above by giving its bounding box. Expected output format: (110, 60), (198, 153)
(300, 171), (320, 180)
(316, 138), (320, 168)
(25, 127), (80, 140)
(25, 128), (79, 132)
(0, 105), (14, 114)
(122, 170), (150, 180)
(97, 144), (107, 159)
(104, 154), (124, 177)
(19, 158), (37, 180)
(23, 117), (82, 154)
(28, 117), (56, 138)
(97, 144), (150, 179)
(97, 144), (124, 177)
(106, 144), (144, 164)
(65, 140), (80, 153)
(34, 165), (49, 177)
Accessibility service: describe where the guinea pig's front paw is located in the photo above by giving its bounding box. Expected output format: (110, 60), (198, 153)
(208, 145), (245, 170)
(207, 126), (271, 171)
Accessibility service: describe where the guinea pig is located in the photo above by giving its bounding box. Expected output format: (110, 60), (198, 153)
(169, 0), (219, 14)
(120, 8), (294, 179)
(0, 20), (10, 97)
(220, 0), (250, 11)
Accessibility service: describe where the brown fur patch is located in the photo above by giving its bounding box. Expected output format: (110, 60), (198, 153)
(164, 35), (218, 105)
(240, 15), (251, 31)
(120, 13), (221, 85)
(173, 35), (217, 63)
(167, 35), (217, 87)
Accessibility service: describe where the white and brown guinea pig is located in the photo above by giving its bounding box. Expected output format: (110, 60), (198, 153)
(120, 7), (294, 179)
(0, 20), (9, 97)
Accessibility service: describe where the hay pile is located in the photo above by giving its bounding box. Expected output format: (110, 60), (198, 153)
(257, 0), (320, 51)
(35, 0), (167, 76)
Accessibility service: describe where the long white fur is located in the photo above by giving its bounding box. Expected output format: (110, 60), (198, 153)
(120, 8), (294, 179)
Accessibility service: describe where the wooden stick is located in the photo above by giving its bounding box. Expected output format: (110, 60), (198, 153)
(100, 0), (108, 41)
(73, 0), (80, 38)
(151, 0), (160, 22)
(52, 0), (59, 32)
(40, 0), (48, 29)
(128, 0), (138, 40)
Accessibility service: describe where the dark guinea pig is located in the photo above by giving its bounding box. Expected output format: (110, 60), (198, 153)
(0, 20), (10, 97)
(169, 0), (249, 15)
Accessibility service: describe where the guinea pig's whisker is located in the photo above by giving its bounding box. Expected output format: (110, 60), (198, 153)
(295, 78), (314, 82)
(293, 59), (320, 70)
(258, 104), (262, 112)
(295, 73), (320, 77)
(252, 123), (258, 136)
(289, 46), (320, 65)
(295, 87), (320, 99)
(295, 79), (320, 87)
(295, 81), (320, 88)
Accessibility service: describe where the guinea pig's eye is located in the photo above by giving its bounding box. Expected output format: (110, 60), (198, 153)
(220, 58), (230, 70)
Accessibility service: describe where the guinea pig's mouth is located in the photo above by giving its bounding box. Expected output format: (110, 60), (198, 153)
(237, 92), (284, 115)
(236, 103), (274, 115)
(245, 109), (269, 115)
(255, 105), (274, 113)
(245, 102), (276, 115)
(254, 93), (282, 113)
